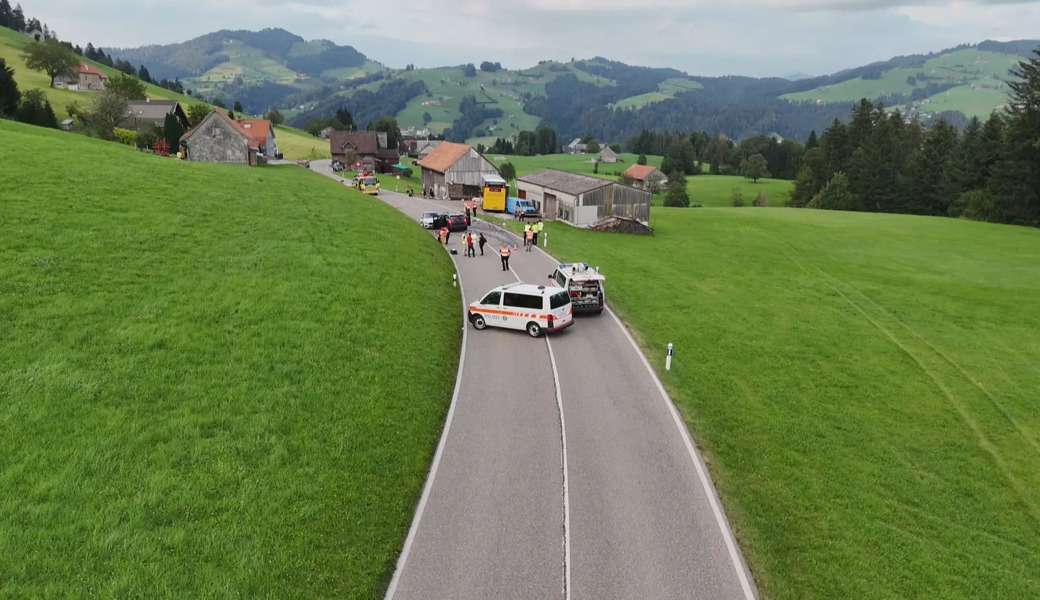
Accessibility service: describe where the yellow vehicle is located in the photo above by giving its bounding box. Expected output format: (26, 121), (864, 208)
(480, 174), (508, 211)
(360, 176), (380, 195)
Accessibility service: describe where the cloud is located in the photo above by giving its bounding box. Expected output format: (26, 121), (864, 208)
(22, 0), (1040, 77)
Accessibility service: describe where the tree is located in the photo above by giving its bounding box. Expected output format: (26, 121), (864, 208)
(462, 63), (477, 77)
(21, 38), (78, 88)
(187, 102), (211, 127)
(498, 161), (516, 182)
(990, 45), (1040, 224)
(0, 57), (20, 116)
(0, 0), (11, 29)
(334, 107), (354, 130)
(593, 160), (599, 174)
(609, 143), (621, 153)
(265, 109), (284, 125)
(137, 65), (152, 84)
(233, 100), (243, 113)
(422, 111), (432, 125)
(740, 153), (769, 182)
(664, 173), (690, 207)
(905, 119), (958, 215)
(808, 172), (854, 211)
(90, 89), (130, 140)
(661, 138), (697, 176)
(105, 73), (146, 100)
(14, 88), (57, 128)
(586, 140), (601, 154)
(637, 154), (647, 165)
(162, 112), (185, 156)
(212, 97), (225, 109)
(644, 171), (666, 197)
(731, 187), (745, 207)
(368, 115), (402, 148)
(227, 110), (235, 120)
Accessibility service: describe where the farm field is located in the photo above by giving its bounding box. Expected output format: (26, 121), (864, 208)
(0, 120), (459, 598)
(497, 153), (794, 208)
(518, 207), (1040, 599)
(0, 27), (322, 159)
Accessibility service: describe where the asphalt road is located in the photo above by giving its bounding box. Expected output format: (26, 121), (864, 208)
(308, 161), (758, 599)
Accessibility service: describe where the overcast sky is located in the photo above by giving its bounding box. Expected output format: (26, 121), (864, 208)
(26, 0), (1040, 77)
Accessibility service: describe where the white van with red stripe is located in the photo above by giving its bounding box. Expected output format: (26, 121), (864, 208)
(468, 282), (573, 337)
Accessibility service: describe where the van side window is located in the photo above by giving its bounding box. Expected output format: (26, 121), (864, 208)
(550, 291), (570, 309)
(503, 292), (542, 310)
(555, 272), (567, 287)
(481, 291), (501, 306)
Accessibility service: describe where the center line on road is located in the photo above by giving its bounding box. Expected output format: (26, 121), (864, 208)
(546, 337), (572, 600)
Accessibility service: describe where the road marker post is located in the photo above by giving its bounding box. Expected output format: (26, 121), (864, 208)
(666, 343), (674, 371)
(452, 273), (457, 288)
(543, 232), (547, 248)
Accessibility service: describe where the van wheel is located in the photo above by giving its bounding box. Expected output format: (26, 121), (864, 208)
(526, 322), (542, 337)
(472, 314), (487, 330)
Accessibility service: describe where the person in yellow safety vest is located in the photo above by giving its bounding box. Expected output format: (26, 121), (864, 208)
(499, 244), (511, 271)
(532, 221), (542, 246)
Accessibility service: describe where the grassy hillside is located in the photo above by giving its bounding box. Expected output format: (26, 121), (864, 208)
(0, 119), (459, 597)
(1, 27), (324, 159)
(511, 207), (1040, 599)
(498, 153), (794, 208)
(782, 48), (1018, 118)
(611, 77), (703, 109)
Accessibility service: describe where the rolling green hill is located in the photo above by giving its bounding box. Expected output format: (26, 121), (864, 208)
(0, 26), (328, 159)
(0, 118), (458, 597)
(782, 47), (1022, 119)
(103, 28), (1038, 144)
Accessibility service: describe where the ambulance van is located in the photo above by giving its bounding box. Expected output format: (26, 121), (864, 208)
(468, 282), (573, 337)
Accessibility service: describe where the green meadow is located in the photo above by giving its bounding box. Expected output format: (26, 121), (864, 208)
(498, 152), (794, 208)
(0, 120), (459, 597)
(513, 207), (1040, 598)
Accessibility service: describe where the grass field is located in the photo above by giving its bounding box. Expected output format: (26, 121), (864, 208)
(497, 153), (794, 208)
(0, 119), (460, 597)
(506, 207), (1040, 598)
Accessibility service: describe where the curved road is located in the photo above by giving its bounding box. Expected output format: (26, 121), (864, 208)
(310, 161), (758, 599)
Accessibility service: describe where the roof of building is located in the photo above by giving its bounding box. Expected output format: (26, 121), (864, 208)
(598, 147), (618, 157)
(329, 130), (381, 155)
(621, 164), (660, 181)
(180, 109), (271, 149)
(416, 141), (473, 173)
(76, 62), (107, 79)
(517, 168), (613, 196)
(125, 99), (184, 123)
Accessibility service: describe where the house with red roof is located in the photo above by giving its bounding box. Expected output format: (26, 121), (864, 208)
(328, 130), (399, 173)
(54, 62), (108, 91)
(416, 142), (499, 199)
(620, 164), (668, 189)
(179, 109), (278, 165)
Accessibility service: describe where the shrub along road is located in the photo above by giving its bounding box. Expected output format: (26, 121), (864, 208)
(311, 161), (758, 599)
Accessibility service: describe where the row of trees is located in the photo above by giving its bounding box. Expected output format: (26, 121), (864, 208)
(485, 126), (560, 156)
(0, 1), (28, 35)
(788, 47), (1040, 225)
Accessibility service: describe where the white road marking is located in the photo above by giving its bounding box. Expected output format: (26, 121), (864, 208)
(546, 337), (572, 600)
(606, 306), (758, 600)
(384, 262), (469, 600)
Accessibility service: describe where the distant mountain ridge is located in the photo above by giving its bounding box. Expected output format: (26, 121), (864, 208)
(105, 31), (1039, 143)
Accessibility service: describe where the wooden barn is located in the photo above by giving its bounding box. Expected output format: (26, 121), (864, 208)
(416, 142), (499, 199)
(516, 168), (651, 228)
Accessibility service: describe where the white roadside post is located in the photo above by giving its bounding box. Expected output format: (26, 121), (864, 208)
(665, 343), (674, 371)
(543, 232), (547, 248)
(452, 273), (457, 288)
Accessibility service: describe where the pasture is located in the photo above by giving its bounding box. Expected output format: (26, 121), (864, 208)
(526, 206), (1040, 598)
(0, 120), (459, 598)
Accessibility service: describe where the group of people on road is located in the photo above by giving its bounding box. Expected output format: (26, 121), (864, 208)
(522, 221), (543, 252)
(441, 229), (487, 258)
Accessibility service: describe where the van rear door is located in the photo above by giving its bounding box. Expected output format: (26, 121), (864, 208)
(547, 290), (573, 330)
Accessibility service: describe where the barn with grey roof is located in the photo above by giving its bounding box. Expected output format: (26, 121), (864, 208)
(516, 168), (651, 227)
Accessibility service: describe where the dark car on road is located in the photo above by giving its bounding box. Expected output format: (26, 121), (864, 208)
(432, 213), (469, 231)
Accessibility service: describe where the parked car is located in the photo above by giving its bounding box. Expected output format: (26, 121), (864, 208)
(420, 211), (440, 229)
(360, 176), (380, 195)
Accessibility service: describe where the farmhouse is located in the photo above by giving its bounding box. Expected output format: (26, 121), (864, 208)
(122, 99), (190, 131)
(417, 142), (499, 200)
(54, 62), (107, 91)
(566, 138), (587, 154)
(598, 147), (619, 163)
(180, 110), (278, 165)
(621, 164), (668, 189)
(516, 168), (651, 228)
(329, 131), (399, 173)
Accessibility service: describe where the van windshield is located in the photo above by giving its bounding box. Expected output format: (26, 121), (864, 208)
(550, 291), (570, 309)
